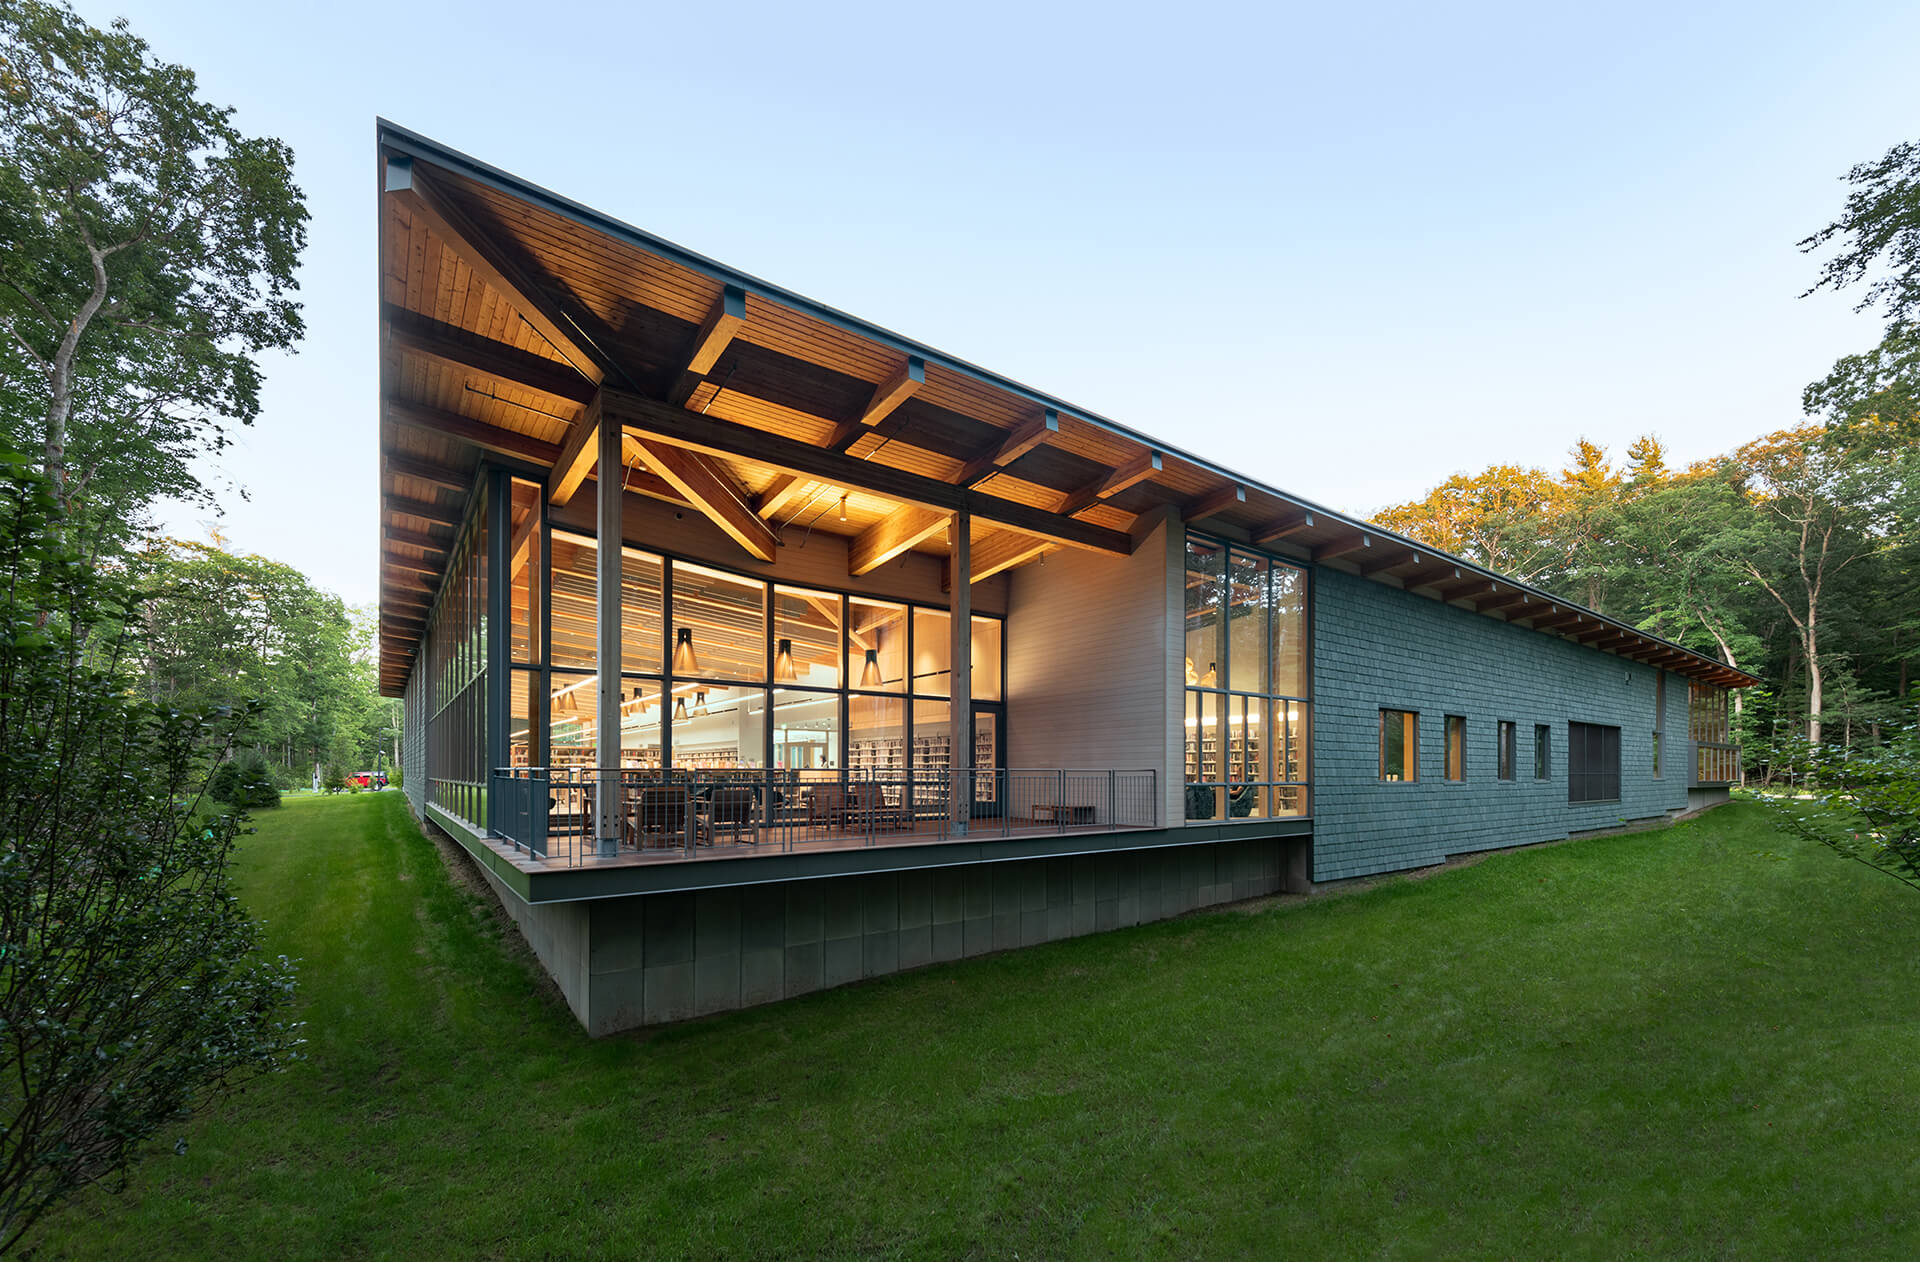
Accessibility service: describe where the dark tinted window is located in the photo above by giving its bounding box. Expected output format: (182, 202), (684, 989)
(1568, 722), (1621, 803)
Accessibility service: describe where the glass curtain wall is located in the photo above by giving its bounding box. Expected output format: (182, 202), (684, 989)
(506, 507), (1003, 806)
(426, 481), (489, 826)
(1183, 533), (1311, 821)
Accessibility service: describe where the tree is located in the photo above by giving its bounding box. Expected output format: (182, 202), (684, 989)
(1728, 425), (1897, 744)
(0, 0), (306, 540)
(1370, 463), (1564, 583)
(137, 541), (394, 784)
(0, 452), (299, 1250)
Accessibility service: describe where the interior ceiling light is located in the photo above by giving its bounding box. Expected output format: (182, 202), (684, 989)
(673, 627), (699, 674)
(838, 494), (848, 523)
(673, 696), (689, 721)
(1201, 661), (1218, 688)
(860, 647), (882, 688)
(775, 638), (797, 682)
(693, 689), (710, 717)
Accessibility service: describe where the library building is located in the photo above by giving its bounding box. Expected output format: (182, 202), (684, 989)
(376, 121), (1757, 1032)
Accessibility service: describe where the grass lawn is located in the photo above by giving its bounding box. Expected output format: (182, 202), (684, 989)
(29, 794), (1920, 1259)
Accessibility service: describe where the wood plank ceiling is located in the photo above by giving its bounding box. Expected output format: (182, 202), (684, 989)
(372, 124), (1758, 698)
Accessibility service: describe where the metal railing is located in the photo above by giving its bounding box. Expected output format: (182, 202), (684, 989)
(488, 767), (1158, 865)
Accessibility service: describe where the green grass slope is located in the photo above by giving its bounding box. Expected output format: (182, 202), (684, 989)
(31, 795), (1920, 1259)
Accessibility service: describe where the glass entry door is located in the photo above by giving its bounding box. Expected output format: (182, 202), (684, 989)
(971, 707), (1002, 818)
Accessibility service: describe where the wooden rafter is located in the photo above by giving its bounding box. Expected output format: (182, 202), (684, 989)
(955, 409), (1059, 488)
(384, 158), (607, 384)
(600, 388), (1132, 557)
(754, 473), (812, 521)
(386, 494), (462, 528)
(624, 432), (778, 562)
(384, 527), (449, 553)
(1359, 548), (1421, 577)
(849, 505), (949, 576)
(824, 356), (925, 452)
(1060, 449), (1162, 517)
(1254, 510), (1314, 545)
(1314, 533), (1372, 563)
(942, 528), (1051, 591)
(1182, 483), (1244, 523)
(384, 453), (470, 494)
(384, 399), (562, 466)
(670, 285), (748, 405)
(382, 305), (596, 405)
(384, 553), (439, 578)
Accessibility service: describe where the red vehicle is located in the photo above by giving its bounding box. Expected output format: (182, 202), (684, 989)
(353, 771), (375, 789)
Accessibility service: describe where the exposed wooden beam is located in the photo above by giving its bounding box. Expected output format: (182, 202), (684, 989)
(1060, 449), (1163, 517)
(385, 494), (462, 529)
(954, 409), (1059, 488)
(1359, 548), (1422, 577)
(942, 528), (1052, 590)
(668, 286), (749, 406)
(1254, 510), (1314, 545)
(687, 285), (747, 377)
(1476, 590), (1534, 614)
(849, 505), (950, 576)
(384, 157), (606, 383)
(1182, 483), (1245, 523)
(384, 526), (449, 553)
(1530, 609), (1586, 630)
(754, 473), (811, 521)
(382, 305), (596, 405)
(820, 356), (927, 454)
(383, 552), (440, 579)
(384, 453), (470, 494)
(600, 388), (1133, 557)
(1313, 533), (1372, 563)
(859, 356), (924, 428)
(625, 432), (778, 562)
(548, 397), (600, 507)
(383, 398), (563, 466)
(1433, 579), (1490, 603)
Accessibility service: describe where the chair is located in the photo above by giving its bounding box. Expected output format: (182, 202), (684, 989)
(630, 786), (689, 849)
(701, 786), (760, 846)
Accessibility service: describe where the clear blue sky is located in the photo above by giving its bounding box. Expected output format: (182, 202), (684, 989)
(84, 0), (1920, 607)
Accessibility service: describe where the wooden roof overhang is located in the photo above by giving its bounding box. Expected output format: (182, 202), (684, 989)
(371, 120), (1760, 699)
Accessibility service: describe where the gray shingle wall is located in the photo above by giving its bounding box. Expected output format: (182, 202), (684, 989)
(1310, 565), (1687, 882)
(577, 839), (1286, 1032)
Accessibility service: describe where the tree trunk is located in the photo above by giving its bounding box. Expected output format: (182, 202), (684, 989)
(1806, 610), (1822, 746)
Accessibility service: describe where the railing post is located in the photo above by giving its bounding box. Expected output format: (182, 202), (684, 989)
(1108, 769), (1115, 828)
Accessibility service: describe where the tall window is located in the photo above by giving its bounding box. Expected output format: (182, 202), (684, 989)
(426, 482), (489, 826)
(1380, 709), (1417, 782)
(1444, 715), (1466, 782)
(1497, 720), (1516, 781)
(1534, 724), (1550, 780)
(1568, 722), (1621, 803)
(1653, 674), (1666, 778)
(1183, 535), (1311, 820)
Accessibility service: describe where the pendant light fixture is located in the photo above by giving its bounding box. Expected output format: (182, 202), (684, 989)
(1184, 656), (1197, 686)
(1201, 661), (1218, 688)
(775, 638), (797, 682)
(672, 627), (699, 674)
(693, 689), (710, 717)
(673, 695), (689, 721)
(838, 494), (848, 523)
(859, 647), (882, 688)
